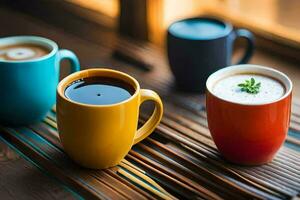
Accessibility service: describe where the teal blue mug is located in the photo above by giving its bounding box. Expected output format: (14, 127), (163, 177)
(0, 36), (80, 125)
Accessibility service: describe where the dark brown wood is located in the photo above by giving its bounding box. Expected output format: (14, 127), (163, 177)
(136, 142), (260, 200)
(29, 124), (156, 200)
(34, 111), (298, 199)
(144, 138), (267, 199)
(0, 126), (140, 200)
(0, 137), (77, 200)
(31, 122), (209, 199)
(113, 46), (153, 71)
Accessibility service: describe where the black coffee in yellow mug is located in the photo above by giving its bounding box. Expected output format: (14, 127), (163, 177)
(65, 77), (135, 105)
(57, 68), (164, 169)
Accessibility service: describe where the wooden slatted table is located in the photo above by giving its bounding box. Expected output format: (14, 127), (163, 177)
(0, 7), (299, 200)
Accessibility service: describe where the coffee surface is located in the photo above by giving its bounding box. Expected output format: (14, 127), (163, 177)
(212, 74), (285, 104)
(65, 77), (135, 105)
(0, 43), (50, 61)
(169, 19), (226, 39)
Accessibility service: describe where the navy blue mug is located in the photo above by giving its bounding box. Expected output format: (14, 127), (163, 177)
(167, 17), (254, 92)
(0, 36), (80, 125)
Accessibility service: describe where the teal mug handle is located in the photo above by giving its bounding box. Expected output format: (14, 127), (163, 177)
(58, 49), (80, 73)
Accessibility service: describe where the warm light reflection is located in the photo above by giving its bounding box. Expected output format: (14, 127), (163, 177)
(147, 0), (207, 44)
(163, 0), (206, 27)
(67, 0), (300, 47)
(66, 0), (119, 18)
(204, 0), (300, 47)
(148, 0), (300, 46)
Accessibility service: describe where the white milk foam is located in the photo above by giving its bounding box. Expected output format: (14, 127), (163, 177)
(212, 74), (285, 104)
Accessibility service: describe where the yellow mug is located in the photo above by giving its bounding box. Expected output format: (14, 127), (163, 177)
(56, 68), (163, 169)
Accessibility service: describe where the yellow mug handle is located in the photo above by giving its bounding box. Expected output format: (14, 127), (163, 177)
(133, 89), (163, 144)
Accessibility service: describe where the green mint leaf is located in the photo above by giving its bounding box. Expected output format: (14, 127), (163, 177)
(237, 78), (261, 94)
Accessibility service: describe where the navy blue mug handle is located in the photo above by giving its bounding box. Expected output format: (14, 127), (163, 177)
(58, 49), (80, 73)
(233, 29), (255, 64)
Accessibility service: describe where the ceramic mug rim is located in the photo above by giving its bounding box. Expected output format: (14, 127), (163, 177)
(168, 16), (233, 41)
(0, 35), (58, 63)
(206, 64), (293, 106)
(57, 68), (141, 108)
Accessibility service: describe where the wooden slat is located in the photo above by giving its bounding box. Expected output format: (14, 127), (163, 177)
(29, 122), (167, 200)
(37, 120), (219, 199)
(0, 127), (144, 200)
(46, 112), (298, 198)
(151, 123), (297, 199)
(144, 138), (267, 199)
(30, 124), (163, 199)
(136, 142), (262, 200)
(0, 136), (78, 200)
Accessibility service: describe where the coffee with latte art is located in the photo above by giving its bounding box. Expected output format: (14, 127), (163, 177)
(0, 43), (50, 61)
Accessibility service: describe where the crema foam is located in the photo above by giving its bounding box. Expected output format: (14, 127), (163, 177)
(0, 43), (50, 61)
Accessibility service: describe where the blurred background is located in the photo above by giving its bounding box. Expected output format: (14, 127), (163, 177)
(1, 0), (300, 46)
(0, 0), (300, 94)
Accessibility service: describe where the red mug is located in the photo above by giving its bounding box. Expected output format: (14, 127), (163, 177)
(206, 65), (292, 165)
